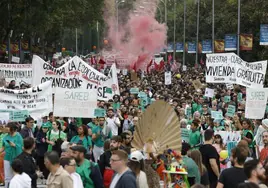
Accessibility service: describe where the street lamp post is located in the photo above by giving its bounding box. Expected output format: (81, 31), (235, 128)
(116, 0), (125, 45)
(173, 0), (176, 62)
(237, 0), (241, 56)
(183, 0), (186, 66)
(159, 0), (167, 61)
(195, 0), (200, 66)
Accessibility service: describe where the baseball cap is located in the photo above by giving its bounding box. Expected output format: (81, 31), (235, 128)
(130, 151), (144, 162)
(70, 145), (87, 154)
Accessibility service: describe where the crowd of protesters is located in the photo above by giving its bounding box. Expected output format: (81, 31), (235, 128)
(0, 65), (268, 188)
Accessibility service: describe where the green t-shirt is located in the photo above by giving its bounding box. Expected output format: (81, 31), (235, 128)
(192, 103), (202, 114)
(46, 130), (66, 151)
(92, 126), (111, 147)
(76, 159), (96, 188)
(70, 135), (92, 151)
(189, 130), (201, 148)
(3, 133), (23, 162)
(182, 156), (200, 183)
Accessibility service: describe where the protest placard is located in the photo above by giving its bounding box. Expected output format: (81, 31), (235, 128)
(237, 92), (243, 102)
(138, 92), (147, 98)
(211, 111), (223, 119)
(226, 105), (236, 117)
(0, 81), (52, 119)
(130, 88), (139, 94)
(186, 107), (192, 118)
(206, 53), (267, 88)
(32, 55), (119, 101)
(165, 72), (172, 85)
(224, 96), (231, 103)
(204, 88), (214, 98)
(0, 64), (32, 86)
(226, 83), (234, 90)
(11, 56), (20, 63)
(94, 108), (106, 117)
(54, 87), (97, 118)
(245, 88), (268, 119)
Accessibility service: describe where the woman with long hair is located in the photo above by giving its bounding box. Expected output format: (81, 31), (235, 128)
(46, 121), (66, 156)
(241, 119), (255, 157)
(0, 122), (23, 188)
(70, 125), (92, 159)
(189, 150), (209, 188)
(128, 151), (149, 188)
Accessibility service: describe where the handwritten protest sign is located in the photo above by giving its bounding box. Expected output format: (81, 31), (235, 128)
(245, 88), (268, 119)
(224, 96), (231, 103)
(238, 92), (243, 102)
(0, 64), (32, 86)
(211, 111), (223, 119)
(138, 92), (147, 98)
(226, 83), (234, 90)
(54, 88), (97, 118)
(204, 88), (214, 98)
(32, 55), (119, 101)
(165, 72), (172, 85)
(0, 81), (52, 119)
(206, 53), (267, 88)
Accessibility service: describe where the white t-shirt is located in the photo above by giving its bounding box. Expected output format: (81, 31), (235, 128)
(9, 172), (31, 188)
(71, 172), (84, 188)
(137, 171), (149, 188)
(110, 173), (123, 188)
(106, 117), (120, 136)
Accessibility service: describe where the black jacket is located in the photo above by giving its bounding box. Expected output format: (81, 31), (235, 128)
(113, 170), (136, 188)
(98, 150), (112, 176)
(20, 127), (33, 139)
(16, 151), (37, 188)
(36, 130), (48, 156)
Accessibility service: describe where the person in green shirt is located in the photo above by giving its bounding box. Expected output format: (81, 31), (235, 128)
(92, 117), (111, 162)
(70, 145), (103, 188)
(0, 122), (23, 187)
(189, 120), (201, 149)
(46, 121), (66, 153)
(70, 125), (92, 155)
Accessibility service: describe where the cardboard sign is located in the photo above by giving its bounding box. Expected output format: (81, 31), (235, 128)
(138, 92), (147, 98)
(226, 105), (236, 117)
(224, 96), (231, 103)
(237, 92), (243, 102)
(0, 81), (52, 119)
(94, 108), (106, 117)
(130, 88), (139, 94)
(11, 56), (20, 63)
(165, 72), (172, 85)
(213, 130), (241, 144)
(192, 79), (203, 90)
(186, 107), (192, 118)
(211, 111), (223, 120)
(12, 110), (29, 122)
(204, 88), (214, 98)
(54, 88), (98, 118)
(245, 88), (268, 119)
(226, 83), (234, 90)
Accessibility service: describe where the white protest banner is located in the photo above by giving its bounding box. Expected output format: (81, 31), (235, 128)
(0, 81), (52, 119)
(165, 72), (172, 85)
(0, 113), (9, 125)
(204, 88), (214, 98)
(206, 53), (267, 88)
(101, 64), (120, 100)
(11, 56), (20, 63)
(0, 64), (32, 86)
(54, 88), (97, 118)
(213, 130), (241, 144)
(245, 88), (268, 119)
(32, 55), (114, 100)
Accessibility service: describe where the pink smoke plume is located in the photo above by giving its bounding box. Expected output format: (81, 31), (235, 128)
(103, 0), (167, 70)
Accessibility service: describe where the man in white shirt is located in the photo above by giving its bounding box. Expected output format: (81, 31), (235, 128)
(106, 108), (120, 136)
(9, 159), (31, 188)
(60, 157), (84, 188)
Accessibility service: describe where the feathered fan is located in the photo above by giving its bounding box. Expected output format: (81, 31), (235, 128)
(132, 100), (181, 155)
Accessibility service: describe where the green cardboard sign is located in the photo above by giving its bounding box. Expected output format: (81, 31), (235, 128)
(226, 105), (236, 117)
(138, 92), (147, 98)
(130, 88), (139, 94)
(105, 88), (112, 94)
(141, 97), (148, 107)
(186, 107), (192, 118)
(112, 102), (120, 110)
(224, 96), (231, 103)
(0, 110), (29, 122)
(213, 111), (223, 120)
(237, 93), (243, 102)
(94, 108), (106, 117)
(266, 105), (268, 113)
